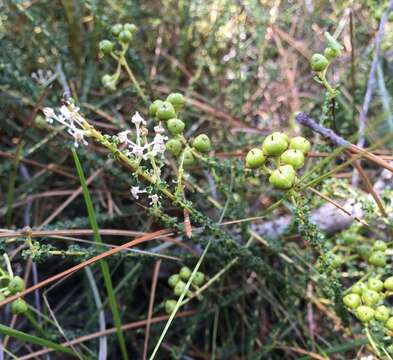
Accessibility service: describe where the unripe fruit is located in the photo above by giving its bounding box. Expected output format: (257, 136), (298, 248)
(149, 100), (164, 117)
(156, 101), (176, 121)
(174, 280), (186, 297)
(192, 134), (211, 153)
(280, 149), (305, 170)
(342, 232), (358, 245)
(192, 272), (205, 286)
(165, 299), (177, 314)
(386, 317), (393, 331)
(324, 32), (343, 55)
(262, 133), (288, 156)
(123, 23), (137, 33)
(355, 305), (375, 323)
(351, 282), (367, 295)
(362, 289), (380, 307)
(8, 276), (25, 294)
(118, 30), (133, 44)
(289, 136), (311, 154)
(167, 93), (185, 111)
(310, 53), (329, 72)
(182, 149), (195, 166)
(373, 240), (387, 252)
(11, 298), (28, 315)
(99, 40), (114, 54)
(375, 305), (390, 322)
(102, 74), (116, 91)
(324, 47), (338, 60)
(368, 278), (384, 292)
(167, 118), (185, 136)
(385, 277), (393, 291)
(343, 293), (360, 309)
(179, 266), (191, 281)
(368, 251), (387, 267)
(357, 244), (371, 260)
(168, 274), (180, 288)
(165, 139), (183, 157)
(245, 148), (266, 169)
(269, 165), (296, 190)
(111, 24), (123, 36)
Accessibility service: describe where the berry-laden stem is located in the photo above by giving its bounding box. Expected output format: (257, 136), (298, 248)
(365, 326), (381, 358)
(143, 134), (161, 184)
(175, 152), (186, 198)
(120, 56), (148, 104)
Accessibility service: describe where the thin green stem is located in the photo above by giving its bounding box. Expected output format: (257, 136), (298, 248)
(120, 56), (148, 103)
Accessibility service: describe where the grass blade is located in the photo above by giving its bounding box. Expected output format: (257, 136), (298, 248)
(72, 149), (129, 360)
(0, 324), (78, 357)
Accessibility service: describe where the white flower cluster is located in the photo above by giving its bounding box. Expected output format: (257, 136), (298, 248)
(130, 186), (161, 206)
(117, 112), (167, 161)
(43, 101), (89, 148)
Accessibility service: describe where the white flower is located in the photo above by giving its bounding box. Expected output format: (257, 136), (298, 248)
(130, 144), (146, 159)
(130, 186), (146, 200)
(42, 100), (89, 148)
(131, 112), (146, 126)
(150, 134), (167, 157)
(31, 69), (55, 87)
(148, 194), (161, 206)
(154, 123), (165, 134)
(117, 130), (130, 143)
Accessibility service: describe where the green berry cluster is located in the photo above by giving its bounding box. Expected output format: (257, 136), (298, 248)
(164, 266), (206, 314)
(343, 274), (393, 331)
(149, 93), (212, 165)
(245, 132), (311, 190)
(310, 32), (343, 73)
(99, 23), (138, 91)
(0, 275), (28, 315)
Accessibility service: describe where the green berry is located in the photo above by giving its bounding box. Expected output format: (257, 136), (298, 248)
(118, 30), (133, 43)
(343, 293), (360, 309)
(179, 266), (192, 281)
(192, 134), (211, 153)
(375, 305), (390, 322)
(355, 305), (375, 323)
(165, 139), (183, 157)
(168, 274), (180, 288)
(351, 282), (367, 295)
(174, 280), (186, 297)
(156, 101), (176, 121)
(324, 47), (339, 60)
(289, 136), (311, 154)
(361, 289), (380, 307)
(368, 251), (387, 267)
(357, 244), (371, 260)
(99, 40), (114, 54)
(262, 133), (288, 156)
(123, 23), (137, 33)
(342, 232), (358, 245)
(167, 93), (185, 111)
(165, 299), (177, 315)
(373, 240), (387, 252)
(182, 149), (195, 166)
(269, 165), (296, 190)
(8, 276), (25, 294)
(310, 53), (329, 72)
(102, 74), (116, 91)
(280, 149), (305, 170)
(245, 148), (266, 169)
(384, 277), (393, 291)
(192, 272), (205, 286)
(111, 24), (123, 36)
(368, 278), (384, 292)
(386, 317), (393, 331)
(11, 298), (28, 315)
(149, 100), (164, 117)
(167, 118), (185, 136)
